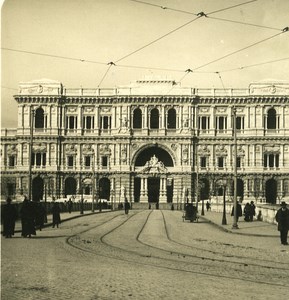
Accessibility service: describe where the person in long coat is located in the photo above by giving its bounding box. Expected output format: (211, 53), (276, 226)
(35, 202), (46, 231)
(124, 199), (130, 215)
(243, 203), (251, 222)
(231, 201), (242, 222)
(275, 201), (289, 245)
(51, 202), (61, 228)
(1, 197), (17, 238)
(20, 197), (36, 238)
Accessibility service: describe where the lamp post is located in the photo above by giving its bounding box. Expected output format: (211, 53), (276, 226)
(28, 108), (35, 200)
(222, 180), (227, 225)
(43, 176), (48, 223)
(91, 152), (95, 212)
(80, 179), (84, 215)
(232, 107), (239, 229)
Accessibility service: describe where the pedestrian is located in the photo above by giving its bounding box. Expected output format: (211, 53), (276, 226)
(206, 201), (211, 211)
(244, 203), (251, 222)
(1, 197), (17, 238)
(275, 201), (289, 245)
(231, 201), (242, 222)
(249, 201), (256, 221)
(51, 202), (61, 228)
(35, 202), (46, 231)
(68, 198), (73, 213)
(20, 197), (36, 238)
(124, 199), (130, 214)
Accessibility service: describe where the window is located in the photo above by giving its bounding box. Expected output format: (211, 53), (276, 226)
(35, 108), (45, 128)
(199, 116), (210, 130)
(66, 116), (77, 129)
(218, 157), (224, 168)
(236, 116), (244, 130)
(8, 156), (16, 167)
(264, 153), (279, 168)
(83, 116), (94, 130)
(100, 116), (111, 130)
(200, 157), (207, 168)
(85, 156), (91, 167)
(237, 157), (241, 168)
(133, 108), (142, 129)
(32, 152), (46, 167)
(216, 116), (227, 132)
(167, 108), (176, 129)
(68, 156), (74, 167)
(101, 156), (108, 168)
(150, 108), (159, 129)
(267, 108), (277, 129)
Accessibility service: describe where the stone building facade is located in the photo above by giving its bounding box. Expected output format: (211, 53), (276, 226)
(1, 78), (289, 207)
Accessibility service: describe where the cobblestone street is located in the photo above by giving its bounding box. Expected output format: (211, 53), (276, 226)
(1, 210), (289, 300)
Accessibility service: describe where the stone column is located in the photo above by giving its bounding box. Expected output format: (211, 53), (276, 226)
(159, 177), (167, 203)
(139, 177), (148, 203)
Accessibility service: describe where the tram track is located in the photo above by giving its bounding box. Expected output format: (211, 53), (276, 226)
(66, 210), (289, 288)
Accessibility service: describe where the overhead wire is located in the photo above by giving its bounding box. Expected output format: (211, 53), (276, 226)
(97, 62), (115, 87)
(114, 15), (201, 63)
(1, 47), (107, 65)
(216, 57), (289, 73)
(121, 0), (262, 64)
(206, 0), (257, 15)
(193, 31), (287, 71)
(129, 0), (280, 31)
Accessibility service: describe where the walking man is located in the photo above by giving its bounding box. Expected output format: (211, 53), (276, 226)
(275, 201), (289, 245)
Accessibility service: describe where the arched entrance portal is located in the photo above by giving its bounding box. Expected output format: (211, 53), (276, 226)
(265, 179), (277, 204)
(32, 177), (44, 201)
(134, 146), (174, 204)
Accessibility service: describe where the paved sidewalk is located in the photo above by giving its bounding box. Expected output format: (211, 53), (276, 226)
(199, 210), (279, 237)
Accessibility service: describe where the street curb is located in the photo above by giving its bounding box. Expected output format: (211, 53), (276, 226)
(199, 216), (278, 238)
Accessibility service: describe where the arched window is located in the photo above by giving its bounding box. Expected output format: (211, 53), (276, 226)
(150, 108), (159, 129)
(167, 108), (176, 129)
(267, 108), (276, 129)
(133, 108), (142, 128)
(35, 108), (44, 128)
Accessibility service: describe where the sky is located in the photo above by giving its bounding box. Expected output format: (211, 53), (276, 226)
(1, 0), (289, 128)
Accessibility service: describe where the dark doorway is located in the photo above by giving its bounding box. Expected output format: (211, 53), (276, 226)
(32, 177), (44, 201)
(231, 179), (244, 200)
(99, 178), (110, 200)
(65, 177), (77, 196)
(200, 179), (210, 200)
(167, 179), (173, 203)
(265, 179), (277, 204)
(148, 178), (160, 202)
(134, 177), (141, 202)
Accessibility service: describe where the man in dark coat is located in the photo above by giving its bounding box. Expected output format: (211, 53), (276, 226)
(2, 197), (17, 238)
(231, 201), (242, 222)
(275, 201), (289, 245)
(51, 202), (61, 228)
(20, 197), (36, 238)
(124, 199), (130, 215)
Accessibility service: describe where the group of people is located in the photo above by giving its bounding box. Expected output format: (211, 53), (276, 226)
(1, 197), (62, 238)
(243, 201), (256, 222)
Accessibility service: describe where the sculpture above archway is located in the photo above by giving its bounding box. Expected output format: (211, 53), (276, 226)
(140, 155), (168, 175)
